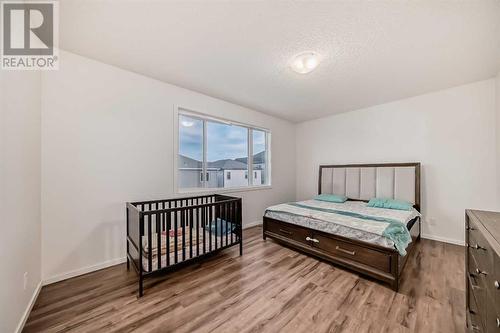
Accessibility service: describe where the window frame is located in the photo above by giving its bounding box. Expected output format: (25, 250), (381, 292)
(174, 106), (272, 194)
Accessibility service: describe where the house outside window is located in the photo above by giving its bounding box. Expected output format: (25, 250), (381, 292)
(176, 109), (271, 192)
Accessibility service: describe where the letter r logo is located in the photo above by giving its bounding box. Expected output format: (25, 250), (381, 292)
(2, 2), (54, 55)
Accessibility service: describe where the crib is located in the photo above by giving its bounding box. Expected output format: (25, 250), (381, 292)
(126, 194), (242, 296)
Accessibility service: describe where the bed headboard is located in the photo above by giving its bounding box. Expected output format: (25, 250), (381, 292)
(318, 163), (421, 211)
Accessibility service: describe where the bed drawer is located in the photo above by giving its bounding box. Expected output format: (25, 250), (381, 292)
(265, 219), (312, 246)
(312, 233), (392, 273)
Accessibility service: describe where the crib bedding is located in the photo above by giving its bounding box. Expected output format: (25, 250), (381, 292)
(141, 228), (232, 271)
(264, 200), (420, 255)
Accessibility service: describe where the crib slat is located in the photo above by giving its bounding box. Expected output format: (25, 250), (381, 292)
(147, 215), (152, 272)
(225, 202), (228, 247)
(174, 209), (178, 264)
(189, 208), (193, 259)
(202, 204), (206, 254)
(157, 213), (161, 270)
(221, 202), (225, 247)
(182, 209), (186, 261)
(209, 204), (212, 252)
(232, 201), (235, 244)
(166, 211), (170, 267)
(196, 207), (200, 257)
(215, 204), (218, 250)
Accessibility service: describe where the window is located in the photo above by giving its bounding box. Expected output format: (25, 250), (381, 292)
(177, 110), (271, 191)
(252, 129), (268, 186)
(178, 115), (203, 189)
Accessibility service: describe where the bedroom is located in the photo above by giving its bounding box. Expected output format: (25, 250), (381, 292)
(1, 1), (500, 332)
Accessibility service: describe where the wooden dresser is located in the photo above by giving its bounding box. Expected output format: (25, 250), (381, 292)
(466, 210), (500, 332)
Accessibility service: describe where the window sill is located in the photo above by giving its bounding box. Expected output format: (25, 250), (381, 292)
(176, 185), (272, 196)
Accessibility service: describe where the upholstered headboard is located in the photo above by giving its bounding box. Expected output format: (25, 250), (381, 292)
(318, 163), (421, 211)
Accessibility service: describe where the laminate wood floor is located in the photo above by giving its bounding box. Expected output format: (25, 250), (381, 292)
(24, 226), (465, 333)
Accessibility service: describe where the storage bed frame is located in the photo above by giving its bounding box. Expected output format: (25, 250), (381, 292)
(263, 163), (421, 291)
(127, 194), (242, 297)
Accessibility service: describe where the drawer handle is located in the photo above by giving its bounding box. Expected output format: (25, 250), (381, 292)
(279, 229), (292, 235)
(494, 280), (500, 289)
(335, 246), (356, 256)
(475, 268), (488, 276)
(474, 244), (486, 251)
(497, 318), (500, 328)
(305, 236), (319, 243)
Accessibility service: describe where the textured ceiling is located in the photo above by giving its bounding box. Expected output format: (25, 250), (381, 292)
(59, 1), (500, 122)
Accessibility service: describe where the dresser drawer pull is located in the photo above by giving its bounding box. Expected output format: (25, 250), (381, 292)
(474, 244), (486, 251)
(305, 237), (319, 243)
(471, 324), (480, 331)
(475, 268), (488, 276)
(494, 280), (500, 289)
(496, 318), (500, 328)
(335, 246), (356, 256)
(279, 229), (292, 235)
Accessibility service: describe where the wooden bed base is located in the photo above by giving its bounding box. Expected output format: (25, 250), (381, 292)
(263, 214), (420, 291)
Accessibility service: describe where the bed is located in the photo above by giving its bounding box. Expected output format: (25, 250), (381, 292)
(262, 163), (421, 291)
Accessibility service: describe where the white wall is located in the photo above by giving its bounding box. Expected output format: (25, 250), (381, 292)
(0, 71), (42, 332)
(41, 51), (296, 282)
(296, 80), (498, 245)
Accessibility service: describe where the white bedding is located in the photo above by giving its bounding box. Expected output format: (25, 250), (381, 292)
(265, 200), (420, 251)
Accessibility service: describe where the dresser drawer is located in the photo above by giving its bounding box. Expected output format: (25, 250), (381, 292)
(469, 215), (499, 300)
(469, 255), (488, 327)
(491, 254), (500, 303)
(312, 233), (392, 272)
(265, 220), (312, 246)
(469, 228), (494, 278)
(486, 295), (500, 332)
(465, 210), (500, 333)
(468, 276), (485, 332)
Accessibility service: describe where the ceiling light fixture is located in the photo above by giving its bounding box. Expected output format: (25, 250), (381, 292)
(290, 52), (320, 74)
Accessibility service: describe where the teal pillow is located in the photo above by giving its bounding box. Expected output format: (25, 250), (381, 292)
(314, 194), (348, 203)
(367, 198), (413, 211)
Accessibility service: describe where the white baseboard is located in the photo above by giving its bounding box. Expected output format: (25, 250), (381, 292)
(15, 280), (42, 333)
(243, 220), (262, 229)
(43, 257), (127, 286)
(421, 233), (465, 246)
